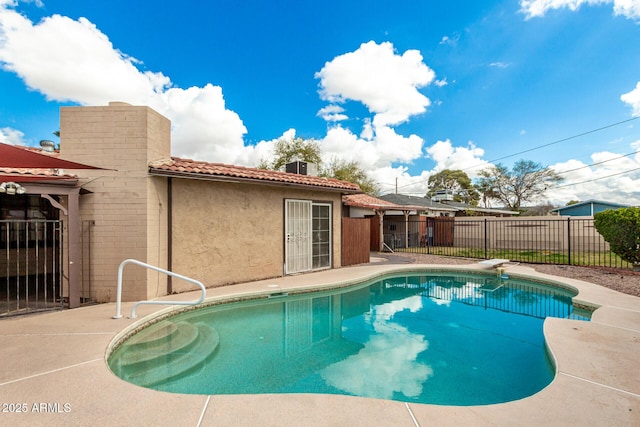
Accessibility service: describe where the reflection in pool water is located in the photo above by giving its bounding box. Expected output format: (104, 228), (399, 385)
(108, 272), (588, 405)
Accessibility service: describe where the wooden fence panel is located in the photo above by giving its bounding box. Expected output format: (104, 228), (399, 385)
(370, 216), (380, 251)
(342, 218), (370, 266)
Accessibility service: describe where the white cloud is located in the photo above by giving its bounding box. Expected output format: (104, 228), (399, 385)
(317, 104), (348, 122)
(0, 126), (26, 145)
(547, 143), (640, 205)
(320, 125), (424, 171)
(621, 82), (640, 116)
(439, 34), (460, 46)
(315, 41), (436, 128)
(434, 78), (448, 87)
(520, 0), (640, 21)
(0, 2), (247, 163)
(425, 139), (490, 178)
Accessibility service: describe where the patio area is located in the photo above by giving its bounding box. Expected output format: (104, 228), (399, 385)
(0, 259), (639, 426)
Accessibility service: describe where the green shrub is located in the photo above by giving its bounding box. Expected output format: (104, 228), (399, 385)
(594, 207), (640, 271)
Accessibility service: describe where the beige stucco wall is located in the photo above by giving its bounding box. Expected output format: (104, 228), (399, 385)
(169, 178), (343, 293)
(60, 103), (170, 302)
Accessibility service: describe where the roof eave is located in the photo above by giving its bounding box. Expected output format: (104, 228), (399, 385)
(148, 168), (361, 194)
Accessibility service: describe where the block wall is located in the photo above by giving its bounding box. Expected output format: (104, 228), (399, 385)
(60, 103), (170, 302)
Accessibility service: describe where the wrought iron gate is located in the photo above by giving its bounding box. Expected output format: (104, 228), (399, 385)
(0, 219), (64, 316)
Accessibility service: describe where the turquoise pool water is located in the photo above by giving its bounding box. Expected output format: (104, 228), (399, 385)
(108, 271), (589, 405)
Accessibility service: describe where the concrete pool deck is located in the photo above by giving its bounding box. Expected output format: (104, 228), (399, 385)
(0, 260), (639, 426)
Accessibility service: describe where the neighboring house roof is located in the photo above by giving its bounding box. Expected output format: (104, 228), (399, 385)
(377, 194), (458, 212)
(435, 200), (519, 216)
(148, 157), (361, 193)
(378, 193), (518, 216)
(551, 199), (632, 216)
(342, 193), (425, 212)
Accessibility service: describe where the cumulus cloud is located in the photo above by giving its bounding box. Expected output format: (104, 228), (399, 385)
(425, 139), (490, 178)
(547, 142), (640, 204)
(320, 125), (424, 174)
(0, 2), (247, 163)
(315, 41), (436, 128)
(317, 104), (348, 122)
(311, 41), (446, 193)
(520, 0), (640, 21)
(621, 82), (640, 116)
(0, 126), (26, 145)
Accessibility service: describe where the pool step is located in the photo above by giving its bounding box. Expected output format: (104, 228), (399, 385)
(114, 321), (219, 387)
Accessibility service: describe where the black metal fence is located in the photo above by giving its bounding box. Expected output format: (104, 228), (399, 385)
(383, 217), (633, 270)
(1, 219), (64, 316)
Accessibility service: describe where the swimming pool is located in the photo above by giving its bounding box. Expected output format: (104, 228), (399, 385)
(108, 270), (589, 405)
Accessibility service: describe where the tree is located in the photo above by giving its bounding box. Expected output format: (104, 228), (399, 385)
(257, 136), (322, 170)
(321, 158), (380, 195)
(426, 169), (479, 205)
(476, 160), (563, 211)
(257, 135), (379, 194)
(474, 178), (498, 208)
(594, 207), (640, 271)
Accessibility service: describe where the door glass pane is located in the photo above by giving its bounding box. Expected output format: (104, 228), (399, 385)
(312, 204), (331, 269)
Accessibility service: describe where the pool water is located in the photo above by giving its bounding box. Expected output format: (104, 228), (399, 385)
(108, 271), (589, 405)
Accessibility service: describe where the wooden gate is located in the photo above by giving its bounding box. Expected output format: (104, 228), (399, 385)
(341, 218), (370, 266)
(427, 217), (455, 246)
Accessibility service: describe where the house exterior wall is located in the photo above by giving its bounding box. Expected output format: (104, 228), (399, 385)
(59, 102), (345, 302)
(60, 103), (170, 302)
(554, 202), (629, 217)
(169, 178), (343, 293)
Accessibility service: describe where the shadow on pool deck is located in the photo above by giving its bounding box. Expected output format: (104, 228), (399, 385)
(0, 260), (638, 426)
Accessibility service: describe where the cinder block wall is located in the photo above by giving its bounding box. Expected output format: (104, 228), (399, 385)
(60, 103), (170, 302)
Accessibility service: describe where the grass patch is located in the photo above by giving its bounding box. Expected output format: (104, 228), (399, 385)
(395, 247), (632, 270)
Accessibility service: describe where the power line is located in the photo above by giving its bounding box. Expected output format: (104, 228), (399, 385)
(390, 116), (640, 191)
(555, 166), (640, 189)
(555, 149), (640, 175)
(482, 116), (640, 165)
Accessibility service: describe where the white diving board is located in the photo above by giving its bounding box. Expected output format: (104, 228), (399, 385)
(478, 258), (510, 268)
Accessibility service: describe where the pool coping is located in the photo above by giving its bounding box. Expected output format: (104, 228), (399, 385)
(1, 261), (639, 426)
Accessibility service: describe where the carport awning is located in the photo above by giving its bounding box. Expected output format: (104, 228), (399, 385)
(0, 142), (103, 169)
(0, 174), (77, 184)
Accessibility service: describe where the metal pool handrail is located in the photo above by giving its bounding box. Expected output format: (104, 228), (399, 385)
(113, 259), (206, 319)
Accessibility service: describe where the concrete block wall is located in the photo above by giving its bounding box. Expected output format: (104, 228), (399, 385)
(60, 103), (170, 302)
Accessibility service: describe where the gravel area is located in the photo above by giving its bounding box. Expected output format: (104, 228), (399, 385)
(389, 253), (640, 298)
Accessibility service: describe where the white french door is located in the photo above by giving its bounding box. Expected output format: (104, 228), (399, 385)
(285, 200), (332, 274)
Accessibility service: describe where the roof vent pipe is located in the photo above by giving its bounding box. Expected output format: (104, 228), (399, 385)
(39, 140), (56, 152)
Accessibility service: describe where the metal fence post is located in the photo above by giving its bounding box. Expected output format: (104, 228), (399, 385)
(567, 217), (571, 266)
(484, 218), (488, 259)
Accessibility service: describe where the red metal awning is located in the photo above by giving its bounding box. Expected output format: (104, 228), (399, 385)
(0, 142), (103, 169)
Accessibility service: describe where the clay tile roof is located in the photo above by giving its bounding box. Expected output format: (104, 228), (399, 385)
(148, 157), (361, 192)
(342, 193), (425, 211)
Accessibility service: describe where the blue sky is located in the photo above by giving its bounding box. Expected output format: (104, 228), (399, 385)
(1, 0), (639, 205)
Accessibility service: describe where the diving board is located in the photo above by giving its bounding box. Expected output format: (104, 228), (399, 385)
(478, 259), (510, 268)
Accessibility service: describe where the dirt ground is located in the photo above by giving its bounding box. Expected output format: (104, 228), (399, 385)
(393, 252), (640, 298)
